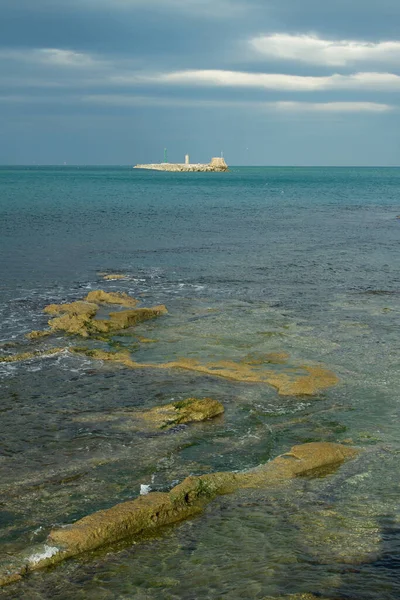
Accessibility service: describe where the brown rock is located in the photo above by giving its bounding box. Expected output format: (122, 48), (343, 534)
(70, 350), (338, 397)
(0, 442), (358, 587)
(139, 397), (224, 429)
(44, 301), (98, 317)
(0, 348), (64, 363)
(84, 290), (138, 308)
(25, 330), (52, 340)
(48, 443), (357, 555)
(102, 274), (127, 280)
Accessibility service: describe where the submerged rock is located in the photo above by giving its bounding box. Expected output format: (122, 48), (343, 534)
(292, 505), (381, 565)
(85, 290), (138, 308)
(0, 442), (358, 587)
(72, 350), (338, 397)
(241, 352), (290, 365)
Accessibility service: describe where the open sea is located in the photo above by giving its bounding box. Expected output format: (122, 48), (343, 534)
(1, 165), (400, 599)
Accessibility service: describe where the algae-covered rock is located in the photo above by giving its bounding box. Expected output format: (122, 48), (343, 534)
(74, 397), (224, 431)
(46, 443), (357, 556)
(44, 301), (98, 317)
(72, 350), (338, 397)
(25, 330), (52, 340)
(241, 352), (290, 365)
(44, 301), (99, 337)
(0, 348), (64, 363)
(292, 506), (381, 565)
(85, 290), (138, 308)
(106, 306), (167, 329)
(139, 397), (224, 429)
(101, 274), (128, 281)
(0, 442), (358, 587)
(47, 304), (167, 338)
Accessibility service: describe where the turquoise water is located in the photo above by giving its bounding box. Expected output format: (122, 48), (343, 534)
(1, 166), (400, 598)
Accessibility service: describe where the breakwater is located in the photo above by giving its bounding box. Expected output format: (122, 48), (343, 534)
(134, 157), (228, 172)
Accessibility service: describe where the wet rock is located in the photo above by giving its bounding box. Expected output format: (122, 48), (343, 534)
(263, 595), (331, 600)
(292, 506), (381, 565)
(136, 336), (158, 344)
(241, 352), (290, 365)
(0, 442), (358, 587)
(0, 348), (64, 363)
(44, 301), (99, 337)
(75, 397), (224, 431)
(101, 274), (128, 280)
(25, 330), (52, 340)
(46, 303), (167, 338)
(73, 350), (338, 397)
(44, 301), (98, 317)
(84, 290), (138, 308)
(138, 397), (224, 429)
(106, 306), (167, 330)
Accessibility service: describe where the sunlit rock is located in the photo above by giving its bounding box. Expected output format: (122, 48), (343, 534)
(0, 442), (358, 587)
(84, 290), (138, 307)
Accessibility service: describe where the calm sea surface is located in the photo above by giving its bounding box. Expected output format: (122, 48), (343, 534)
(1, 166), (400, 599)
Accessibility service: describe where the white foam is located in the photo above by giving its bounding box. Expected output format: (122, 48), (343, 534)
(28, 545), (60, 565)
(140, 484), (151, 496)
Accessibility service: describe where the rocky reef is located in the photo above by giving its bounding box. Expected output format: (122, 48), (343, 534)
(76, 397), (225, 431)
(0, 442), (358, 587)
(71, 349), (339, 396)
(24, 291), (168, 338)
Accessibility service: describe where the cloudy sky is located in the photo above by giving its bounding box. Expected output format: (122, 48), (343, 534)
(1, 0), (400, 165)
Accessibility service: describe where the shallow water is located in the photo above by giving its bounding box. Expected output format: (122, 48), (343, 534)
(1, 166), (400, 598)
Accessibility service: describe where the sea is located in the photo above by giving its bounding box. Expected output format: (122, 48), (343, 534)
(1, 166), (400, 599)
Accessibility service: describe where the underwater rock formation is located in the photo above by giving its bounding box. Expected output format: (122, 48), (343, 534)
(71, 350), (338, 397)
(0, 442), (358, 587)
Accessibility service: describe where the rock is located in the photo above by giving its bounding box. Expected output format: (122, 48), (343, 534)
(101, 274), (127, 280)
(138, 397), (224, 429)
(74, 397), (224, 431)
(25, 330), (51, 340)
(84, 290), (138, 308)
(70, 350), (338, 397)
(46, 301), (167, 337)
(241, 352), (290, 365)
(44, 301), (98, 317)
(48, 314), (94, 337)
(106, 306), (168, 329)
(0, 442), (358, 587)
(47, 443), (357, 555)
(292, 506), (381, 565)
(44, 301), (99, 337)
(0, 348), (64, 363)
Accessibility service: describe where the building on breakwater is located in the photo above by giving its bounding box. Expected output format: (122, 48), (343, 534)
(134, 155), (228, 172)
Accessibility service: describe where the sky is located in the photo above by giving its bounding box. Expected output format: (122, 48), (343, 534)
(1, 0), (400, 165)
